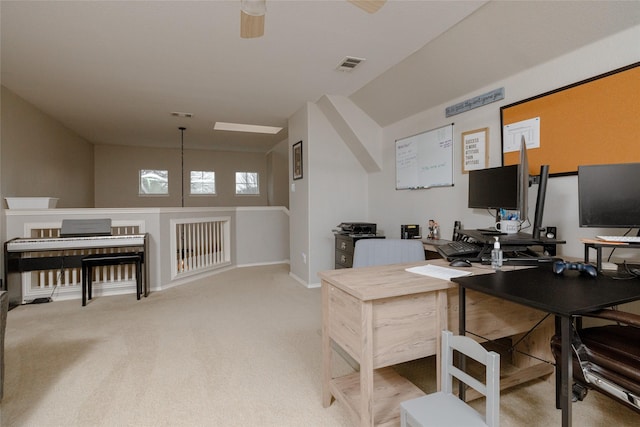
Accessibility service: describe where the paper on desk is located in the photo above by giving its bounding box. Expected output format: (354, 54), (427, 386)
(405, 264), (472, 280)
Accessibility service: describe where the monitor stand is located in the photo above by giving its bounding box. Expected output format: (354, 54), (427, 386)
(476, 227), (506, 236)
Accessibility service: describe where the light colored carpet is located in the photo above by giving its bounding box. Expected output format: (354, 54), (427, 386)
(1, 264), (637, 426)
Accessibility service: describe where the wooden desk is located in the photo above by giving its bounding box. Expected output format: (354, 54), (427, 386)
(422, 238), (450, 260)
(319, 260), (554, 427)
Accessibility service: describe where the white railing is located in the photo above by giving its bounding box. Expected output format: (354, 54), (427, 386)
(171, 216), (231, 279)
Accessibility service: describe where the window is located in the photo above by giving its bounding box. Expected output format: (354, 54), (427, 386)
(139, 169), (168, 195)
(235, 172), (259, 195)
(190, 171), (216, 195)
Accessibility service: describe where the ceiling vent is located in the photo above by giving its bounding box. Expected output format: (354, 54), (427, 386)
(170, 112), (193, 118)
(336, 56), (365, 72)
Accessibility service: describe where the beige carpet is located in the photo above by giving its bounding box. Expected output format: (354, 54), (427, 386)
(1, 264), (637, 426)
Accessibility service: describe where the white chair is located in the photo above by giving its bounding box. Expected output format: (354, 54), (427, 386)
(400, 330), (500, 427)
(352, 238), (425, 267)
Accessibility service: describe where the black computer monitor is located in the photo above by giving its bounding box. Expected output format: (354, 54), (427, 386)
(578, 162), (640, 229)
(531, 164), (549, 239)
(468, 165), (518, 210)
(517, 138), (529, 224)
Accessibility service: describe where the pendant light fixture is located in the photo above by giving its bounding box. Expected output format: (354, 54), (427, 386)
(179, 127), (186, 208)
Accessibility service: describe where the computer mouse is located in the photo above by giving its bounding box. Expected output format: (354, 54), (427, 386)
(449, 259), (472, 268)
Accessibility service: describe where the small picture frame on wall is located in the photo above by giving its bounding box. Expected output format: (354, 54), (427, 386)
(293, 141), (303, 180)
(461, 128), (489, 173)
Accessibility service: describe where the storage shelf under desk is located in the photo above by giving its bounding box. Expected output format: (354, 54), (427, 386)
(330, 368), (425, 427)
(583, 239), (640, 271)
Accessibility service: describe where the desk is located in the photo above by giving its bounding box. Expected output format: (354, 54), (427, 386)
(421, 238), (450, 259)
(320, 260), (555, 427)
(453, 267), (640, 427)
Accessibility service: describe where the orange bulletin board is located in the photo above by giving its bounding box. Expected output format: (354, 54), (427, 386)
(502, 63), (640, 176)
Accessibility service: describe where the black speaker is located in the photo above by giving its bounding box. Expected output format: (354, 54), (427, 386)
(543, 226), (557, 256)
(545, 226), (557, 239)
(401, 224), (420, 239)
(452, 220), (462, 241)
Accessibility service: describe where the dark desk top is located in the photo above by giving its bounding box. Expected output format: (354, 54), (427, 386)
(421, 238), (452, 247)
(452, 266), (640, 316)
(460, 229), (565, 246)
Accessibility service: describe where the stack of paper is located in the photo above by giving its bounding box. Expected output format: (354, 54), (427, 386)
(405, 264), (473, 280)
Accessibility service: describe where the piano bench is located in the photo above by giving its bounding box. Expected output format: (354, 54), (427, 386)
(81, 254), (142, 306)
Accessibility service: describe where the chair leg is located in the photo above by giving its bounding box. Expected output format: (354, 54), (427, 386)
(82, 264), (87, 307)
(87, 266), (93, 301)
(136, 260), (142, 300)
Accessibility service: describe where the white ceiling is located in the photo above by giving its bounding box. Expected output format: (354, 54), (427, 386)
(2, 1), (639, 153)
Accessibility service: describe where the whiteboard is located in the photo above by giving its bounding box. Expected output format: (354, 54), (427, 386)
(395, 123), (454, 190)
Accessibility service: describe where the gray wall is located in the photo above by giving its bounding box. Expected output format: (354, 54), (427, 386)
(267, 140), (289, 209)
(0, 87), (288, 211)
(93, 143), (283, 208)
(1, 86), (94, 208)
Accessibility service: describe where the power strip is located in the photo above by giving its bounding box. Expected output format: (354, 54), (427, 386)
(600, 262), (618, 271)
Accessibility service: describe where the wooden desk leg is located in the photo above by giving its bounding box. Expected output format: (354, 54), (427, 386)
(321, 282), (333, 408)
(435, 289), (448, 391)
(360, 300), (374, 427)
(458, 286), (466, 400)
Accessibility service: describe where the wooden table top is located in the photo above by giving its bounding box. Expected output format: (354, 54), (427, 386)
(318, 258), (495, 301)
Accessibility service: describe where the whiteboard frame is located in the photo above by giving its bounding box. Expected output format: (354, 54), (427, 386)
(395, 123), (454, 190)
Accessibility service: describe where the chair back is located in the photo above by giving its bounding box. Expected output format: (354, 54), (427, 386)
(352, 239), (425, 268)
(441, 330), (500, 427)
(0, 291), (8, 401)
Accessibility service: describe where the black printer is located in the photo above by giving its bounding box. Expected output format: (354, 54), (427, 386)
(335, 222), (377, 236)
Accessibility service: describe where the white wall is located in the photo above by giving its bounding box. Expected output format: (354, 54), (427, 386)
(288, 102), (369, 286)
(295, 25), (639, 287)
(288, 105), (311, 284)
(307, 102), (369, 284)
(369, 26), (640, 262)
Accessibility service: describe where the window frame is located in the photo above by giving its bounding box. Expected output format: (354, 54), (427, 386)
(189, 170), (216, 196)
(139, 169), (169, 196)
(234, 171), (260, 196)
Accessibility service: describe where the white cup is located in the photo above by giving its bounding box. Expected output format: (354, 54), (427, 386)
(496, 219), (520, 234)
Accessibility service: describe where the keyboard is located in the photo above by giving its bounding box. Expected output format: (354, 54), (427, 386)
(597, 235), (640, 243)
(438, 240), (481, 258)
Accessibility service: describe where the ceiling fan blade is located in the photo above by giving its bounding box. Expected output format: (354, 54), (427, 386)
(240, 10), (265, 38)
(348, 0), (386, 14)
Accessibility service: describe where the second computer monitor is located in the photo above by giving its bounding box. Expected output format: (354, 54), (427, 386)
(468, 165), (519, 211)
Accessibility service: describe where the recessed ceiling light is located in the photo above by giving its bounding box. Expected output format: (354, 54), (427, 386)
(214, 122), (282, 134)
